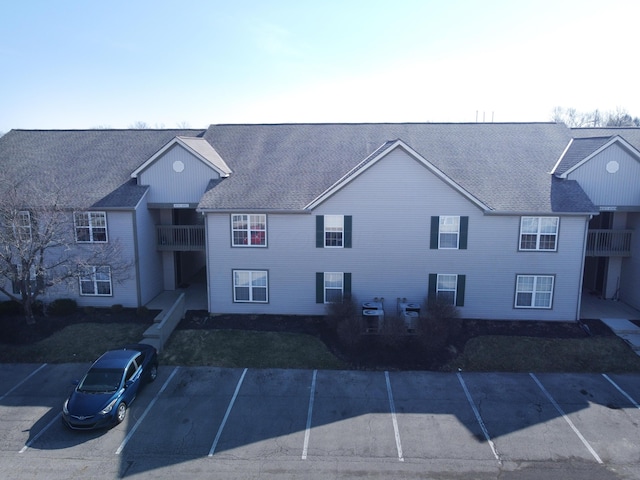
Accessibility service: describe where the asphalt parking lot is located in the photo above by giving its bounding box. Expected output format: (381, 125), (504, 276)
(1, 364), (639, 480)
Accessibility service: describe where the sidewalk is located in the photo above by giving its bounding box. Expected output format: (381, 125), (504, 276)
(600, 318), (640, 355)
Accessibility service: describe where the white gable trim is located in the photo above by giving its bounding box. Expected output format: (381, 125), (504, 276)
(130, 136), (232, 179)
(305, 139), (490, 211)
(550, 138), (573, 175)
(556, 136), (640, 178)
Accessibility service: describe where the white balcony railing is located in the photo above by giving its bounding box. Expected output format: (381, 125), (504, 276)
(157, 225), (205, 251)
(586, 229), (632, 257)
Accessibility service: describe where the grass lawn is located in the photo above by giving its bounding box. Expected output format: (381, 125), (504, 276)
(0, 323), (149, 364)
(445, 335), (640, 373)
(159, 329), (346, 369)
(2, 320), (640, 372)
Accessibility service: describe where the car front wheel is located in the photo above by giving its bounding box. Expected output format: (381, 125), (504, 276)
(148, 363), (158, 382)
(115, 402), (127, 424)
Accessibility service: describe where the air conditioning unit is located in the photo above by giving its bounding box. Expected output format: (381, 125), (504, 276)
(362, 309), (384, 333)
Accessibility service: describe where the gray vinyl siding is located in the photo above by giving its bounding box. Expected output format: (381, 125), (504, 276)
(134, 196), (164, 306)
(567, 143), (640, 207)
(206, 148), (589, 320)
(138, 144), (220, 205)
(75, 211), (139, 308)
(621, 212), (640, 310)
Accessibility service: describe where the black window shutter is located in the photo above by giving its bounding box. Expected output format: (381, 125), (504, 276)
(316, 272), (324, 303)
(459, 217), (469, 250)
(430, 216), (439, 249)
(428, 273), (437, 305)
(344, 272), (352, 299)
(344, 216), (352, 248)
(456, 274), (466, 306)
(316, 216), (324, 248)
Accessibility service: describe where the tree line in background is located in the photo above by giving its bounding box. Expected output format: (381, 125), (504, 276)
(552, 106), (640, 127)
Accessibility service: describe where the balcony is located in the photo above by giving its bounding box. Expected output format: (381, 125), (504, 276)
(157, 225), (205, 251)
(586, 229), (632, 257)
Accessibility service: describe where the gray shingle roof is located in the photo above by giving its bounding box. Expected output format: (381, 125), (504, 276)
(0, 123), (610, 214)
(553, 137), (612, 176)
(0, 129), (205, 208)
(198, 122), (591, 213)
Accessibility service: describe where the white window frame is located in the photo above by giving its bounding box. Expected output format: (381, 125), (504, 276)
(515, 275), (554, 309)
(233, 270), (268, 303)
(231, 214), (267, 247)
(324, 215), (344, 248)
(519, 217), (559, 251)
(439, 216), (460, 249)
(79, 266), (113, 296)
(436, 274), (458, 305)
(74, 212), (108, 243)
(15, 211), (32, 241)
(324, 272), (344, 303)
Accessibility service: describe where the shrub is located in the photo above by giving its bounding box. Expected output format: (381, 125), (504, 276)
(417, 298), (462, 351)
(325, 296), (362, 348)
(379, 315), (409, 348)
(136, 306), (149, 317)
(325, 296), (359, 330)
(47, 298), (78, 316)
(111, 304), (124, 313)
(0, 300), (21, 316)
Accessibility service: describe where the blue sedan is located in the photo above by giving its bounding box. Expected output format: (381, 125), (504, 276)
(62, 344), (158, 430)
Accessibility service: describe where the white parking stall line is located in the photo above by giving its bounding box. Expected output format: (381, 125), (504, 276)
(456, 372), (501, 463)
(115, 366), (180, 455)
(19, 412), (61, 453)
(301, 369), (317, 460)
(1, 363), (47, 402)
(529, 373), (603, 464)
(601, 374), (640, 410)
(384, 371), (404, 462)
(208, 367), (248, 457)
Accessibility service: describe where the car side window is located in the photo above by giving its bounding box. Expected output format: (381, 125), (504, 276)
(133, 353), (143, 370)
(125, 362), (136, 382)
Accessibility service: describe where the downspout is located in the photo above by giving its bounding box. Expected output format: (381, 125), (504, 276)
(576, 215), (592, 322)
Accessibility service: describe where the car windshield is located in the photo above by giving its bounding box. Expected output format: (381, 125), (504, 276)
(78, 368), (123, 393)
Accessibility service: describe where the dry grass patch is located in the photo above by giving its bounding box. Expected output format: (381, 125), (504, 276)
(447, 335), (640, 372)
(160, 329), (346, 369)
(0, 323), (148, 363)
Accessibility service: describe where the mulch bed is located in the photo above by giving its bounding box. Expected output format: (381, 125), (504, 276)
(1, 309), (612, 370)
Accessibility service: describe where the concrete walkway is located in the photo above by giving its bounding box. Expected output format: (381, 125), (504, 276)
(600, 318), (640, 355)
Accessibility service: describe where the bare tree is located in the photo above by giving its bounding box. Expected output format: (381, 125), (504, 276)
(552, 106), (639, 127)
(0, 169), (131, 324)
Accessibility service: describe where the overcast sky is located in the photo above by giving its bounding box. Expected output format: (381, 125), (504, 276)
(1, 0), (638, 132)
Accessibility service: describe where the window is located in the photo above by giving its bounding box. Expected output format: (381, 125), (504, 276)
(324, 215), (344, 247)
(79, 266), (112, 296)
(233, 270), (268, 302)
(515, 275), (554, 308)
(430, 216), (468, 249)
(428, 273), (466, 306)
(12, 263), (41, 295)
(231, 214), (266, 246)
(519, 217), (558, 251)
(316, 215), (352, 248)
(15, 211), (32, 241)
(316, 272), (352, 303)
(74, 212), (108, 243)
